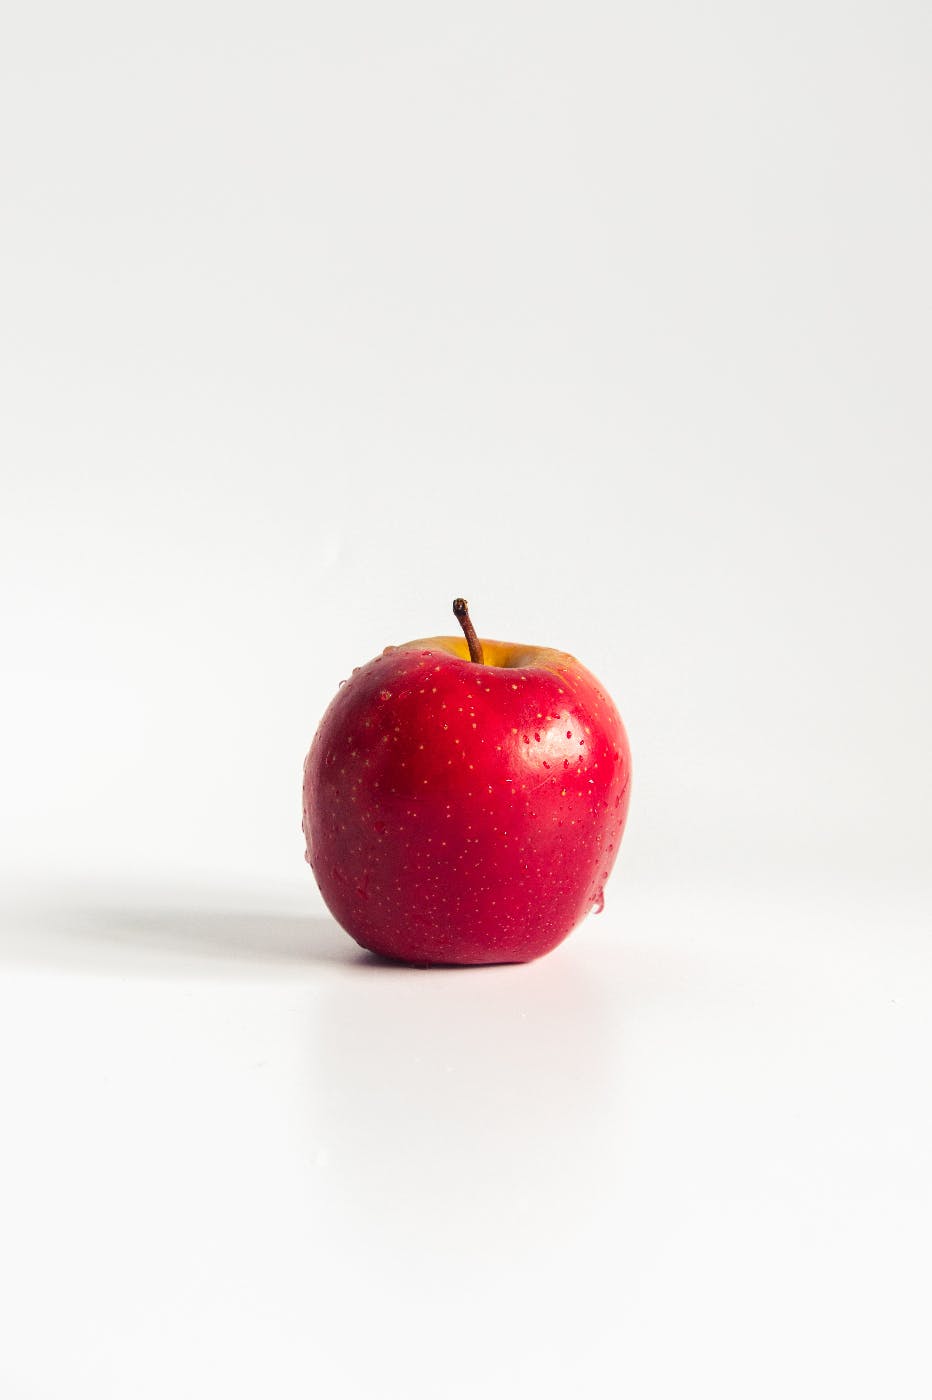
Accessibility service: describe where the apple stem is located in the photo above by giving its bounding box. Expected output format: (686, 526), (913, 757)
(452, 598), (484, 665)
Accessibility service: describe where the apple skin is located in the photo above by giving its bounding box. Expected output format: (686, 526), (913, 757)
(302, 634), (631, 965)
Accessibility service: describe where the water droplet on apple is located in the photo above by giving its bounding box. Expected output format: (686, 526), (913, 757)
(592, 888), (605, 914)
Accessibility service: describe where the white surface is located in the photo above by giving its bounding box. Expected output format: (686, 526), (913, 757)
(1, 873), (930, 1398)
(2, 0), (932, 1395)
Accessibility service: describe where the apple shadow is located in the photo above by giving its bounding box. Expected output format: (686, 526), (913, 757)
(0, 890), (371, 977)
(88, 905), (355, 968)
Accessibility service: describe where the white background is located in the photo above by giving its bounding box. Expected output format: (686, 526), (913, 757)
(2, 3), (930, 1396)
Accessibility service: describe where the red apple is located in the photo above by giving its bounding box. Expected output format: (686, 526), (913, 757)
(302, 600), (632, 965)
